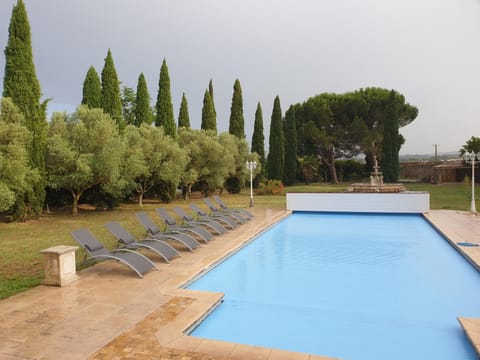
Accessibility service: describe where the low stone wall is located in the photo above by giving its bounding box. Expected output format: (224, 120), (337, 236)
(286, 192), (430, 213)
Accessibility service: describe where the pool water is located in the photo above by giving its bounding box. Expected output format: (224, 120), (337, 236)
(187, 213), (480, 360)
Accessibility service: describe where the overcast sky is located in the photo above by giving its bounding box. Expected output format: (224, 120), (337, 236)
(0, 0), (479, 155)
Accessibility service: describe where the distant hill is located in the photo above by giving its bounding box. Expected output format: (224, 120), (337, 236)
(400, 152), (460, 162)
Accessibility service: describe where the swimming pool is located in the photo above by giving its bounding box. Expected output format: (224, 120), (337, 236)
(187, 212), (480, 360)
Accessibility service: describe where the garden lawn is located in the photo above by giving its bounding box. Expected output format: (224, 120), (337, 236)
(0, 183), (477, 299)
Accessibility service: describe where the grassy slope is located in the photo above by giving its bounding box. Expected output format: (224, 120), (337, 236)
(0, 183), (476, 299)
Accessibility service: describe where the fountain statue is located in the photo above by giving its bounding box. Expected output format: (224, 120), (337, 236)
(347, 155), (405, 193)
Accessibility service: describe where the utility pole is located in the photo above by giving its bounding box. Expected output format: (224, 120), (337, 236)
(432, 144), (440, 162)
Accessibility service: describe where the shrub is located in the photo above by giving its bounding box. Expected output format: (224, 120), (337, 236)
(256, 180), (284, 195)
(225, 175), (242, 194)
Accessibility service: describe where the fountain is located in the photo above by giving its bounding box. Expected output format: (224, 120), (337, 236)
(347, 155), (405, 193)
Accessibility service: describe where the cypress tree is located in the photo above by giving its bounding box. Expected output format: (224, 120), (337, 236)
(178, 92), (190, 128)
(134, 73), (152, 126)
(267, 96), (284, 180)
(228, 79), (245, 138)
(201, 90), (216, 132)
(381, 90), (400, 182)
(3, 0), (46, 218)
(155, 58), (176, 138)
(81, 66), (102, 108)
(283, 106), (297, 185)
(101, 49), (123, 129)
(251, 102), (265, 176)
(209, 79), (216, 120)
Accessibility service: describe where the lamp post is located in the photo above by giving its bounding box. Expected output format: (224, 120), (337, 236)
(463, 151), (479, 214)
(246, 160), (257, 207)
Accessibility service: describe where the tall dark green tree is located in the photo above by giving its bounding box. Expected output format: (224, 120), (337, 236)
(201, 89), (216, 133)
(283, 105), (297, 185)
(178, 92), (190, 128)
(155, 59), (176, 137)
(134, 73), (152, 126)
(229, 79), (245, 138)
(267, 96), (284, 180)
(251, 102), (265, 177)
(81, 66), (102, 108)
(209, 79), (216, 120)
(3, 0), (47, 218)
(101, 49), (123, 129)
(121, 86), (136, 125)
(381, 90), (400, 182)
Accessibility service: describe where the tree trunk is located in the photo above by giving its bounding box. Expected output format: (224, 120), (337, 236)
(328, 161), (338, 184)
(182, 185), (189, 200)
(72, 192), (81, 216)
(321, 151), (338, 184)
(138, 191), (144, 207)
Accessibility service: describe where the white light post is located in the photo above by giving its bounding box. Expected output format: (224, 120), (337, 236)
(246, 160), (257, 207)
(463, 151), (479, 214)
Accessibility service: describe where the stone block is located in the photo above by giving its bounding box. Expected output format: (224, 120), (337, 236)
(40, 245), (79, 286)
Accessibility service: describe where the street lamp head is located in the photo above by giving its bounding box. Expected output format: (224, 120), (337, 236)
(464, 151), (479, 162)
(246, 160), (257, 170)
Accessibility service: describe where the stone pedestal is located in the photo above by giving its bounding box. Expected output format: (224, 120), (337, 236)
(40, 246), (79, 286)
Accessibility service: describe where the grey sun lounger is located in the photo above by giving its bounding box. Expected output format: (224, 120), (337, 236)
(104, 221), (179, 263)
(71, 228), (157, 278)
(213, 195), (254, 220)
(155, 208), (214, 243)
(203, 198), (246, 224)
(173, 207), (227, 235)
(189, 203), (238, 229)
(136, 212), (200, 251)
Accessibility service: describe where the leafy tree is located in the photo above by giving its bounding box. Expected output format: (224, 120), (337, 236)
(101, 49), (123, 129)
(220, 132), (260, 193)
(294, 88), (416, 183)
(251, 102), (265, 180)
(46, 106), (125, 215)
(0, 98), (39, 214)
(201, 89), (216, 133)
(121, 86), (136, 125)
(209, 79), (217, 121)
(122, 124), (187, 206)
(229, 79), (245, 138)
(460, 136), (480, 156)
(155, 59), (176, 138)
(267, 96), (284, 180)
(178, 129), (233, 197)
(298, 155), (321, 184)
(283, 105), (297, 185)
(81, 66), (102, 108)
(134, 73), (152, 126)
(3, 0), (47, 218)
(381, 91), (400, 182)
(178, 92), (190, 128)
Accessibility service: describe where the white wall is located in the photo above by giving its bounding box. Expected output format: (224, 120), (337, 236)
(286, 192), (430, 213)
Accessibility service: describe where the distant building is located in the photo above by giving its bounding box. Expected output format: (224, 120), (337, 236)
(400, 159), (478, 183)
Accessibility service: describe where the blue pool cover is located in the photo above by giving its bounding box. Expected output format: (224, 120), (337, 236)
(187, 213), (480, 360)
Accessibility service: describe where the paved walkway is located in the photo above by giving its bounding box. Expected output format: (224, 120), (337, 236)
(0, 209), (479, 359)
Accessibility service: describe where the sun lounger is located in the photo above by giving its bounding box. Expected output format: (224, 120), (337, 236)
(189, 203), (238, 229)
(173, 207), (226, 235)
(213, 195), (254, 220)
(104, 221), (179, 263)
(71, 228), (157, 278)
(136, 212), (200, 251)
(203, 198), (246, 224)
(155, 208), (214, 243)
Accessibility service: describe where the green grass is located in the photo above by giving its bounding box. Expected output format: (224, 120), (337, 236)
(0, 182), (477, 299)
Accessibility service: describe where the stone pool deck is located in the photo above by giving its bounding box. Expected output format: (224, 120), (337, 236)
(0, 209), (479, 359)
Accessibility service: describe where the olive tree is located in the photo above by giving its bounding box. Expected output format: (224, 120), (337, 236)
(178, 129), (234, 198)
(46, 106), (125, 215)
(122, 124), (188, 206)
(0, 98), (39, 213)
